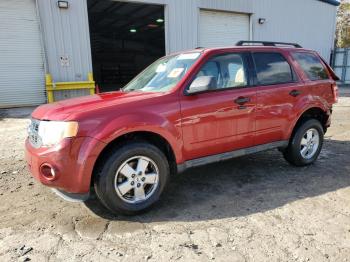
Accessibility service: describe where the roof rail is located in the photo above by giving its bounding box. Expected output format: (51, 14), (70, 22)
(236, 41), (302, 48)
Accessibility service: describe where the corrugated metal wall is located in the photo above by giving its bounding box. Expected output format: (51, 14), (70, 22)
(37, 0), (93, 100)
(124, 0), (252, 53)
(199, 0), (253, 13)
(37, 0), (337, 84)
(37, 0), (92, 82)
(251, 0), (337, 61)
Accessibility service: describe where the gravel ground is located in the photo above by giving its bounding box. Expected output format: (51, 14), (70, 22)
(0, 94), (350, 262)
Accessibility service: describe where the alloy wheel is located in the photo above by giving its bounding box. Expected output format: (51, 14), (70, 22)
(114, 156), (159, 204)
(300, 128), (320, 160)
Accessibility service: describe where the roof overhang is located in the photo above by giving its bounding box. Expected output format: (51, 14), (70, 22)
(317, 0), (340, 6)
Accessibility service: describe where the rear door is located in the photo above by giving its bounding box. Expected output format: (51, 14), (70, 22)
(180, 52), (257, 160)
(252, 51), (305, 145)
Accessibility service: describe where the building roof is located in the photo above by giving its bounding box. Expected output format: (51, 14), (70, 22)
(317, 0), (340, 6)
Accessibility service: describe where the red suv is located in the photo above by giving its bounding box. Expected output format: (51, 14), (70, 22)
(25, 41), (339, 215)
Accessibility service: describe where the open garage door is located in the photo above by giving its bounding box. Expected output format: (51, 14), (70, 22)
(87, 0), (165, 92)
(0, 0), (45, 108)
(199, 10), (250, 48)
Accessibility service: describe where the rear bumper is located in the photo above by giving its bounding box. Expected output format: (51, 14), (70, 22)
(325, 107), (332, 128)
(25, 137), (106, 194)
(321, 107), (332, 133)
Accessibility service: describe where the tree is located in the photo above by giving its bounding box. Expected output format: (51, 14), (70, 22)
(336, 0), (350, 48)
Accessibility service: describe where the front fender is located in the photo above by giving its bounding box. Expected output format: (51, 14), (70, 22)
(81, 112), (184, 164)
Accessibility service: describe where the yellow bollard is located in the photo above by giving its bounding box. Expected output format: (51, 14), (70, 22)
(45, 73), (95, 103)
(45, 74), (54, 103)
(88, 72), (95, 95)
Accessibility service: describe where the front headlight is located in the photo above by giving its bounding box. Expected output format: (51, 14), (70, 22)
(35, 121), (78, 147)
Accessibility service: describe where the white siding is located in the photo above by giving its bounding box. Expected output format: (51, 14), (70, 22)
(0, 0), (45, 108)
(37, 0), (92, 82)
(252, 0), (337, 61)
(165, 0), (199, 53)
(199, 0), (253, 13)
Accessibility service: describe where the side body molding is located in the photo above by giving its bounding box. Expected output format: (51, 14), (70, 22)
(177, 140), (289, 173)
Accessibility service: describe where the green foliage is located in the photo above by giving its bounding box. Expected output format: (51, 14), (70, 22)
(336, 1), (350, 48)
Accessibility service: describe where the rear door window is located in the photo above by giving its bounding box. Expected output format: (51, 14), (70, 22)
(252, 52), (294, 85)
(292, 52), (329, 81)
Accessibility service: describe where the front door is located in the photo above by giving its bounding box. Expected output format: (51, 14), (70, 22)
(180, 52), (257, 160)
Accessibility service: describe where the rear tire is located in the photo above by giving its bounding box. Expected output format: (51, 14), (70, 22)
(283, 119), (324, 166)
(94, 142), (170, 215)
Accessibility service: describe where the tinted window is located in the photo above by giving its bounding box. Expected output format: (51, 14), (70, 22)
(192, 53), (248, 90)
(253, 52), (294, 85)
(292, 52), (329, 81)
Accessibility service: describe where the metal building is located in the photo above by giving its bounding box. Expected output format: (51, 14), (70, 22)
(0, 0), (340, 108)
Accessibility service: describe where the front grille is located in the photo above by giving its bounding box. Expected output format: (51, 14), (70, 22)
(28, 119), (41, 148)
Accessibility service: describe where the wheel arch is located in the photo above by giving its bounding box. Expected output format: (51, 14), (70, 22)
(91, 130), (179, 187)
(288, 107), (330, 140)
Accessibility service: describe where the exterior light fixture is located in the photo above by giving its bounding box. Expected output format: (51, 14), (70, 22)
(156, 18), (164, 23)
(57, 1), (69, 9)
(258, 18), (266, 24)
(130, 29), (137, 33)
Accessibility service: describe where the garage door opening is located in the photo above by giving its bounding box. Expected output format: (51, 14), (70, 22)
(87, 0), (165, 92)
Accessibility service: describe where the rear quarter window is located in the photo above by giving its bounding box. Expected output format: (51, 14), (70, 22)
(292, 52), (329, 81)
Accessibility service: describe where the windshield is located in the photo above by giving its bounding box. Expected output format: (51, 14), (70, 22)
(123, 52), (201, 92)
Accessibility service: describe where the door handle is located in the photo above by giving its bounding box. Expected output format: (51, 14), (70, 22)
(289, 89), (301, 97)
(234, 96), (250, 105)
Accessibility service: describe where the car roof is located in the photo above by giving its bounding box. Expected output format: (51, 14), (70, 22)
(169, 45), (316, 58)
(195, 45), (312, 53)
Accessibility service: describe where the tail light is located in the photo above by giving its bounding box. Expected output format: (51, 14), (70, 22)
(331, 83), (338, 103)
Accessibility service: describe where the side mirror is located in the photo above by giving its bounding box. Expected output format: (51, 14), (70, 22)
(187, 76), (216, 94)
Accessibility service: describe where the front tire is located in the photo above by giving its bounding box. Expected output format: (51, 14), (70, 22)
(283, 119), (324, 166)
(94, 142), (170, 215)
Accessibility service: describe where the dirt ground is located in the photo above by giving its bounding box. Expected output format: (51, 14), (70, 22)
(0, 92), (350, 262)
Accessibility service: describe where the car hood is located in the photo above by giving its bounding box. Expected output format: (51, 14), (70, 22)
(32, 91), (163, 121)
